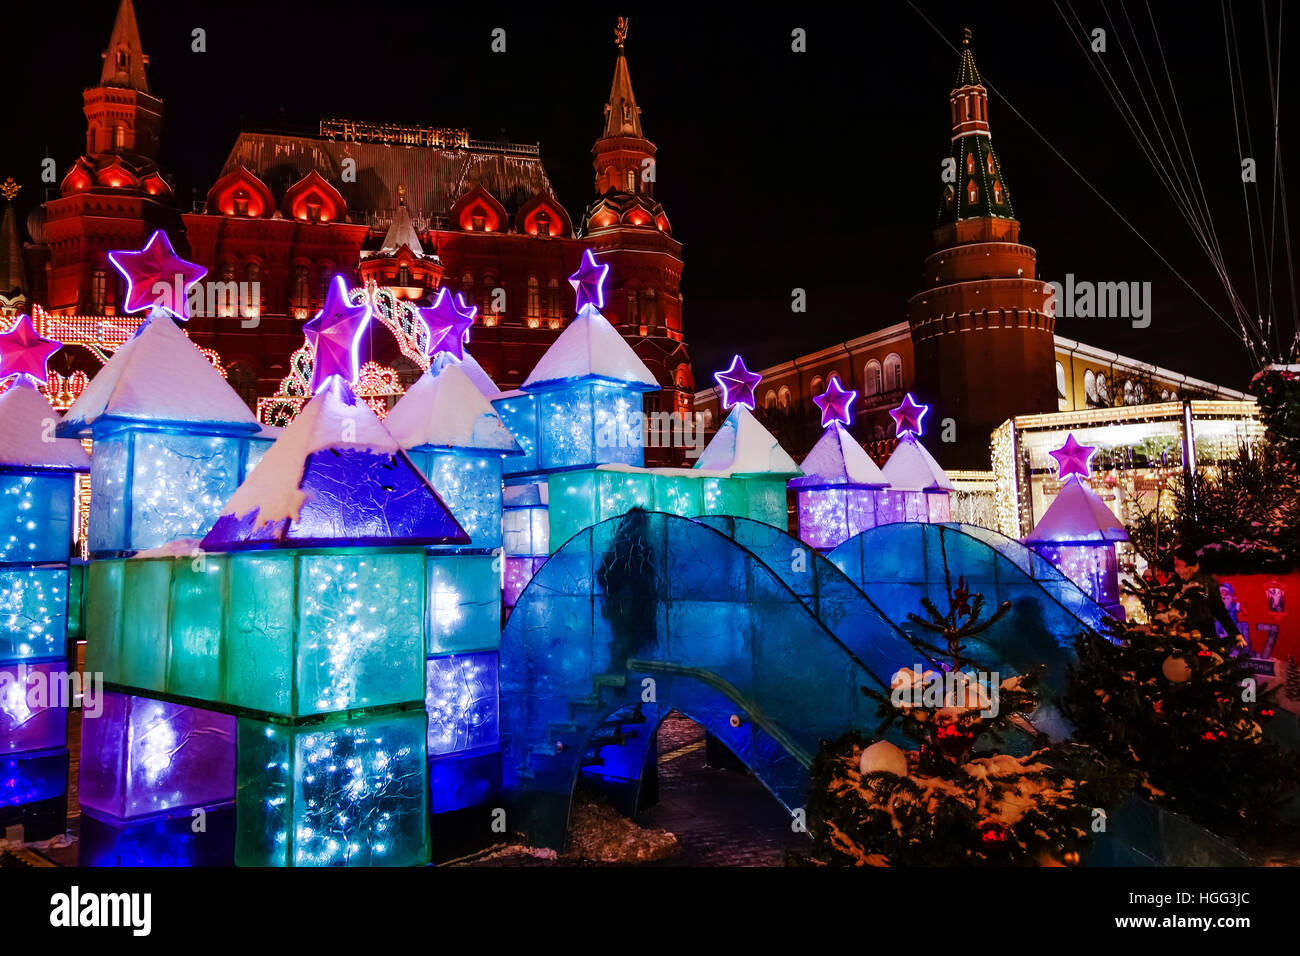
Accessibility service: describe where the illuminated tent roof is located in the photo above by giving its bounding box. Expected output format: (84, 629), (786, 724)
(522, 308), (658, 390)
(1024, 476), (1129, 544)
(880, 432), (955, 492)
(790, 422), (887, 488)
(201, 376), (466, 550)
(60, 313), (258, 434)
(0, 382), (91, 470)
(694, 405), (800, 477)
(384, 361), (522, 455)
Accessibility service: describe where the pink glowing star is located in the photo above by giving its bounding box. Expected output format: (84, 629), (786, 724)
(889, 393), (929, 438)
(568, 249), (609, 315)
(418, 288), (477, 362)
(714, 355), (762, 411)
(107, 229), (207, 320)
(813, 376), (857, 428)
(304, 276), (371, 392)
(1049, 433), (1097, 481)
(0, 315), (61, 387)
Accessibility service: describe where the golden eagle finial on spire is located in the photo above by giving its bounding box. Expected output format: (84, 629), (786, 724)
(615, 16), (629, 50)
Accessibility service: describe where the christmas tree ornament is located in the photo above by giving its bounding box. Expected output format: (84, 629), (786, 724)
(858, 740), (908, 777)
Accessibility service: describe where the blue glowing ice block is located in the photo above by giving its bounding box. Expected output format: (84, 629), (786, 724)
(386, 360), (522, 551)
(79, 801), (236, 867)
(79, 690), (236, 822)
(0, 565), (68, 663)
(429, 749), (501, 815)
(86, 548), (429, 718)
(235, 707), (429, 867)
(426, 652), (499, 757)
(0, 659), (69, 753)
(0, 746), (68, 808)
(790, 422), (891, 551)
(427, 554), (501, 654)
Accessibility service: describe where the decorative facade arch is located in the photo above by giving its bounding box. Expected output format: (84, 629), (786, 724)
(282, 169), (347, 223)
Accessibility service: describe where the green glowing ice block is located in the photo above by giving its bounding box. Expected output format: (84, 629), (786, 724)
(86, 547), (426, 718)
(426, 554), (501, 655)
(235, 707), (429, 867)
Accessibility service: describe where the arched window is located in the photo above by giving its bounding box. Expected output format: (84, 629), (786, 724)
(703, 409), (714, 430)
(966, 153), (975, 174)
(763, 389), (777, 411)
(883, 353), (903, 393)
(986, 151), (995, 175)
(626, 168), (636, 192)
(290, 265), (310, 317)
(397, 264), (411, 287)
(546, 278), (560, 317)
(460, 272), (474, 307)
(778, 386), (792, 409)
(1084, 369), (1098, 406)
(1056, 362), (1068, 410)
(1096, 373), (1110, 406)
(993, 181), (1003, 204)
(967, 180), (979, 205)
(809, 376), (824, 398)
(644, 288), (658, 330)
(243, 261), (261, 319)
(1123, 380), (1135, 405)
(864, 360), (882, 397)
(526, 276), (540, 317)
(626, 289), (639, 326)
(316, 266), (331, 306)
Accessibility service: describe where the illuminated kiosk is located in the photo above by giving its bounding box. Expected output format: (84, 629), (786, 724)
(56, 231), (262, 557)
(493, 251), (658, 608)
(0, 317), (91, 840)
(1023, 434), (1128, 619)
(879, 393), (954, 523)
(384, 291), (522, 824)
(790, 376), (890, 551)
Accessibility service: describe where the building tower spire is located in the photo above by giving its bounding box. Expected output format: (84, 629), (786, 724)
(604, 17), (643, 139)
(99, 0), (151, 92)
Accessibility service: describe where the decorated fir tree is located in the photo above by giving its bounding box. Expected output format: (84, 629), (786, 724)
(807, 530), (1126, 866)
(1064, 574), (1300, 836)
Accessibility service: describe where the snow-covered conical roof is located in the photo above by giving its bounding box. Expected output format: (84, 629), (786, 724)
(0, 381), (91, 470)
(880, 432), (954, 492)
(1025, 475), (1129, 544)
(521, 309), (658, 390)
(384, 362), (522, 455)
(693, 405), (801, 476)
(790, 422), (887, 488)
(200, 376), (466, 550)
(431, 349), (501, 400)
(60, 312), (258, 434)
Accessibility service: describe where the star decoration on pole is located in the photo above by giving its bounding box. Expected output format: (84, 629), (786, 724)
(107, 229), (207, 320)
(813, 376), (857, 427)
(1049, 433), (1097, 481)
(714, 355), (762, 411)
(569, 249), (609, 316)
(889, 393), (929, 438)
(303, 275), (371, 393)
(0, 314), (61, 387)
(418, 288), (476, 362)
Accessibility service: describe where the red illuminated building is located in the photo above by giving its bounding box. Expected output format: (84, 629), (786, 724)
(16, 0), (692, 463)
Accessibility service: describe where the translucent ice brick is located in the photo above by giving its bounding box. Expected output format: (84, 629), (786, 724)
(0, 472), (76, 563)
(79, 691), (235, 821)
(427, 555), (501, 654)
(235, 709), (429, 867)
(425, 652), (499, 756)
(0, 566), (67, 663)
(0, 660), (69, 753)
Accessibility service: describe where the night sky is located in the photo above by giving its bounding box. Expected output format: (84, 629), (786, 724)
(9, 0), (1297, 391)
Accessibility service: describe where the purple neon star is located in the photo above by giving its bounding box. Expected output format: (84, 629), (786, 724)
(303, 276), (371, 392)
(813, 376), (857, 427)
(0, 315), (61, 387)
(889, 393), (930, 438)
(107, 229), (207, 320)
(418, 288), (476, 362)
(569, 249), (609, 315)
(714, 355), (762, 411)
(1049, 433), (1097, 481)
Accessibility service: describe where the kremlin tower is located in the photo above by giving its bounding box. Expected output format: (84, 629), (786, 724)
(905, 30), (1056, 468)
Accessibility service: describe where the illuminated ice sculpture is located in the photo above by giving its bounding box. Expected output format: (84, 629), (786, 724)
(57, 231), (263, 556)
(790, 393), (891, 550)
(879, 393), (953, 523)
(1024, 433), (1128, 619)
(0, 317), (90, 838)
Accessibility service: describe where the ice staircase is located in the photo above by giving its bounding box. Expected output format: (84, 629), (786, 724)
(499, 509), (904, 848)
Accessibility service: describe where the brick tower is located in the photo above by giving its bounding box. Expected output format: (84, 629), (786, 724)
(906, 30), (1055, 468)
(43, 0), (184, 314)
